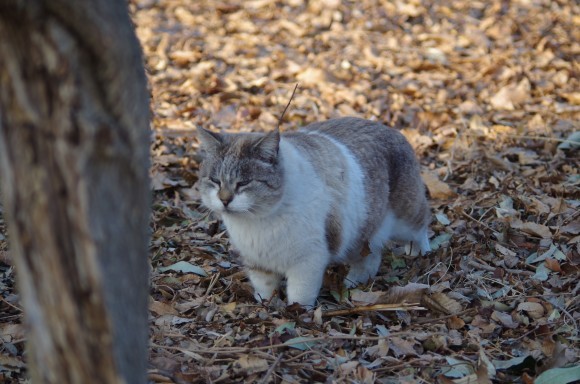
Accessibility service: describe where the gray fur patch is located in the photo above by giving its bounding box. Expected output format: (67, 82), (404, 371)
(325, 209), (342, 255)
(301, 117), (430, 244)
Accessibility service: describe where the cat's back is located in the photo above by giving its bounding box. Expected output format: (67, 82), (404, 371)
(285, 117), (427, 236)
(301, 117), (412, 161)
(292, 117), (419, 179)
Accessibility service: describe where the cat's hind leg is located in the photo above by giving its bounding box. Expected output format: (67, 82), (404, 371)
(344, 243), (382, 288)
(404, 225), (431, 256)
(416, 226), (431, 255)
(343, 212), (399, 287)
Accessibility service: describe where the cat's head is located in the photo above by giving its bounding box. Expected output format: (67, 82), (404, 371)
(196, 127), (284, 217)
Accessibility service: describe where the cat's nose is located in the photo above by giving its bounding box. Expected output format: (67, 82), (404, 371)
(218, 189), (234, 207)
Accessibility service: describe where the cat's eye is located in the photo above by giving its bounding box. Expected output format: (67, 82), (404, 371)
(235, 180), (251, 190)
(209, 177), (220, 185)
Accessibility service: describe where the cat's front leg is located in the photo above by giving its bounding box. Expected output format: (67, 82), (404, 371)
(247, 268), (282, 303)
(285, 259), (327, 307)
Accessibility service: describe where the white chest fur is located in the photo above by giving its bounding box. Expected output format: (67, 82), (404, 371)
(222, 141), (332, 273)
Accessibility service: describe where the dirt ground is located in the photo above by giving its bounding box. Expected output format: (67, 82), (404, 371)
(1, 0), (579, 383)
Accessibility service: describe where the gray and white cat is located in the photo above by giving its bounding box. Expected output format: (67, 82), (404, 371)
(197, 117), (430, 306)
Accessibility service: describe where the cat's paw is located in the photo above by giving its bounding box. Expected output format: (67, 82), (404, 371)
(247, 268), (281, 303)
(286, 267), (325, 307)
(344, 270), (369, 288)
(286, 295), (317, 308)
(345, 251), (381, 288)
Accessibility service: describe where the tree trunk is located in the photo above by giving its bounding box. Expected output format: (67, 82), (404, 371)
(0, 1), (150, 383)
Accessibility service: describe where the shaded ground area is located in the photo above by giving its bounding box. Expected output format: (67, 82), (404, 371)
(1, 0), (579, 383)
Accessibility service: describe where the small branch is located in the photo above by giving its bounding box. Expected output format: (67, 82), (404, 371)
(277, 83), (299, 131)
(151, 330), (446, 355)
(467, 259), (535, 276)
(460, 209), (496, 233)
(258, 353), (283, 384)
(0, 295), (22, 312)
(322, 303), (425, 317)
(498, 134), (577, 144)
(414, 308), (476, 325)
(463, 132), (578, 145)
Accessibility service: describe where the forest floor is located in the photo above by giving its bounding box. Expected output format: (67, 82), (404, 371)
(1, 0), (580, 383)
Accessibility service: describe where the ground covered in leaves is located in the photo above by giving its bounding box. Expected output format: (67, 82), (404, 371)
(1, 0), (579, 383)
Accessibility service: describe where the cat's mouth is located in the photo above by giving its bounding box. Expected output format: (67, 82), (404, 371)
(220, 205), (245, 215)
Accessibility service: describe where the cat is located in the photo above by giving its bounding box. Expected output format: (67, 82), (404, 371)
(197, 117), (431, 307)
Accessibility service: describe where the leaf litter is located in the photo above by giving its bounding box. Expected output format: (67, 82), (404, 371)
(1, 0), (579, 383)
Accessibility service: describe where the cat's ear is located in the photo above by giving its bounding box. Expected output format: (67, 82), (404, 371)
(254, 129), (280, 163)
(197, 127), (223, 154)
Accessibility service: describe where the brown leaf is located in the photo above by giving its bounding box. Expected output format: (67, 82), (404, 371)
(561, 220), (580, 235)
(490, 78), (531, 110)
(560, 92), (580, 105)
(0, 323), (25, 343)
(422, 171), (456, 199)
(296, 68), (328, 85)
(355, 364), (376, 384)
(544, 258), (561, 272)
(491, 310), (519, 329)
(477, 349), (496, 383)
(401, 128), (434, 150)
(517, 302), (545, 320)
(233, 355), (269, 375)
(365, 339), (389, 358)
(149, 300), (179, 316)
(376, 283), (429, 304)
(0, 354), (25, 369)
(151, 356), (180, 372)
(510, 220), (552, 238)
(471, 315), (498, 334)
(388, 337), (418, 357)
(426, 292), (463, 315)
(447, 316), (466, 330)
(541, 342), (575, 371)
(350, 289), (386, 305)
(495, 243), (516, 258)
(339, 361), (359, 375)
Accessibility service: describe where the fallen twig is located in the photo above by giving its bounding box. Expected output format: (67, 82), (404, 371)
(151, 330), (446, 355)
(467, 259), (535, 276)
(460, 209), (497, 233)
(322, 303), (426, 317)
(258, 353), (284, 384)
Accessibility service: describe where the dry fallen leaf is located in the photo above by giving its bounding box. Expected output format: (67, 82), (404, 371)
(490, 78), (531, 110)
(376, 283), (430, 304)
(560, 92), (580, 105)
(422, 171), (456, 199)
(350, 289), (386, 305)
(149, 300), (179, 316)
(511, 220), (553, 239)
(389, 337), (418, 357)
(426, 292), (463, 315)
(447, 316), (466, 330)
(517, 302), (545, 320)
(233, 355), (269, 375)
(491, 311), (519, 329)
(544, 258), (561, 272)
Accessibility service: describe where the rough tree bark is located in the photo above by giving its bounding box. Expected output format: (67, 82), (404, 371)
(0, 1), (150, 383)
